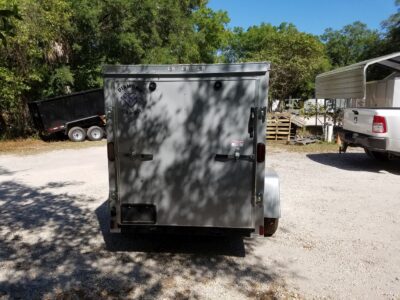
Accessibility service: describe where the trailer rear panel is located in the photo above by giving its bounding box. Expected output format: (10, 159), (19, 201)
(104, 63), (280, 236)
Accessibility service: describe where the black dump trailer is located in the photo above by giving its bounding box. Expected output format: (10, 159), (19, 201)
(28, 89), (105, 142)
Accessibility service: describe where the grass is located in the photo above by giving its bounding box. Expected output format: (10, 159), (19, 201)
(0, 138), (340, 156)
(267, 140), (340, 153)
(0, 138), (106, 155)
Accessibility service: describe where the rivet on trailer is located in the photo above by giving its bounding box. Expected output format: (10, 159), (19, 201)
(103, 63), (281, 237)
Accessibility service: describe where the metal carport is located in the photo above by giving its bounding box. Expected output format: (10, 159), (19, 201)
(316, 52), (400, 100)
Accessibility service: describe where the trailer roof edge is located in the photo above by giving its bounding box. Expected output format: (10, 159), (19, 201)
(102, 62), (270, 76)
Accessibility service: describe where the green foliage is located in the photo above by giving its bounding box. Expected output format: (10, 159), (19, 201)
(43, 66), (74, 96)
(320, 21), (382, 67)
(381, 1), (400, 54)
(192, 6), (230, 62)
(0, 0), (73, 136)
(0, 4), (22, 45)
(224, 23), (330, 102)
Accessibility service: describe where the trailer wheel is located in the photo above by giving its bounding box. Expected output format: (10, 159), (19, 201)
(264, 218), (279, 237)
(68, 127), (86, 142)
(87, 126), (104, 141)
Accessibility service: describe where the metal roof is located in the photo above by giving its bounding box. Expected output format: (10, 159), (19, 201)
(315, 52), (400, 99)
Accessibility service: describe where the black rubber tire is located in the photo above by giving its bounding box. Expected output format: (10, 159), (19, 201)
(264, 218), (279, 237)
(364, 148), (374, 158)
(364, 149), (389, 161)
(87, 126), (104, 141)
(68, 126), (86, 142)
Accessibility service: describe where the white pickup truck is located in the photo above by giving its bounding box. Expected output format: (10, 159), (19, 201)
(315, 52), (400, 160)
(338, 108), (400, 160)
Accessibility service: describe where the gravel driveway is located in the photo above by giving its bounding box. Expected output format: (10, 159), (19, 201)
(0, 145), (399, 299)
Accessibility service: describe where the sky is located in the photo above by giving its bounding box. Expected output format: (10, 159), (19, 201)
(208, 0), (397, 35)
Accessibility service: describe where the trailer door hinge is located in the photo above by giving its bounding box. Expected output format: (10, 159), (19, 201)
(106, 109), (113, 119)
(256, 192), (263, 205)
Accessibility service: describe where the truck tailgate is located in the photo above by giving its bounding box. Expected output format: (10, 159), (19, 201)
(343, 108), (376, 135)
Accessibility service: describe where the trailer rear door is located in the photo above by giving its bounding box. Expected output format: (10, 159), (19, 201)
(114, 78), (256, 228)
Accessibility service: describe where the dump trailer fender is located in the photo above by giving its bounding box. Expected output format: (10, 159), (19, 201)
(264, 169), (280, 219)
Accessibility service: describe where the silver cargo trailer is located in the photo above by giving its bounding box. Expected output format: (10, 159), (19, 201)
(103, 63), (280, 237)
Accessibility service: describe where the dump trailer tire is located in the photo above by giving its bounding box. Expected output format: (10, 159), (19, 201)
(264, 218), (279, 237)
(68, 127), (86, 142)
(87, 126), (104, 141)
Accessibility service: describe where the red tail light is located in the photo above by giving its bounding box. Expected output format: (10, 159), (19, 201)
(259, 225), (264, 236)
(107, 142), (115, 161)
(372, 115), (387, 133)
(257, 143), (265, 163)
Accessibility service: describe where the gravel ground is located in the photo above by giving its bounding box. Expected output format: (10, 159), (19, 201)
(0, 145), (400, 299)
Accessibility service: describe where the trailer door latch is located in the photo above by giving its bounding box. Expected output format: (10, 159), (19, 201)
(215, 152), (254, 162)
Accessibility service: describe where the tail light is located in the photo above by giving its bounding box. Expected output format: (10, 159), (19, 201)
(257, 143), (265, 163)
(372, 116), (387, 133)
(259, 225), (264, 235)
(107, 142), (115, 161)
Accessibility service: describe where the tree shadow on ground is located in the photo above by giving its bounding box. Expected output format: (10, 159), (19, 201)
(0, 167), (17, 176)
(0, 180), (291, 299)
(307, 152), (400, 175)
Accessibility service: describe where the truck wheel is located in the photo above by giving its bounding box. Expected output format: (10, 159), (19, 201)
(68, 127), (86, 142)
(87, 126), (104, 141)
(364, 148), (373, 158)
(364, 149), (389, 161)
(264, 218), (279, 237)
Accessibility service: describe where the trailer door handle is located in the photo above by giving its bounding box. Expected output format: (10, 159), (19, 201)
(124, 152), (153, 161)
(248, 107), (256, 138)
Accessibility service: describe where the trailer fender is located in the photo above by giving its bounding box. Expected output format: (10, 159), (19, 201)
(264, 169), (281, 219)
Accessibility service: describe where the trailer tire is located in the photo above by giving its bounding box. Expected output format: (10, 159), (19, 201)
(364, 149), (389, 161)
(68, 127), (86, 142)
(87, 126), (104, 141)
(264, 218), (279, 237)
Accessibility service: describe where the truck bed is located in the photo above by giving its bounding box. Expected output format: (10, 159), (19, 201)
(342, 107), (400, 155)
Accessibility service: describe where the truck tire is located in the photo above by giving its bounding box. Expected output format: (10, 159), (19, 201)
(364, 149), (389, 161)
(264, 218), (279, 237)
(68, 127), (86, 142)
(87, 126), (104, 141)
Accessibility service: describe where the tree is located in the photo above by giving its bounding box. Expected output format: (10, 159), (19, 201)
(381, 0), (400, 54)
(0, 0), (72, 137)
(321, 21), (382, 67)
(0, 5), (21, 45)
(224, 23), (330, 106)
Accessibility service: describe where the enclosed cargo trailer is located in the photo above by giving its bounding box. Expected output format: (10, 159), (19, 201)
(28, 88), (105, 141)
(103, 63), (280, 237)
